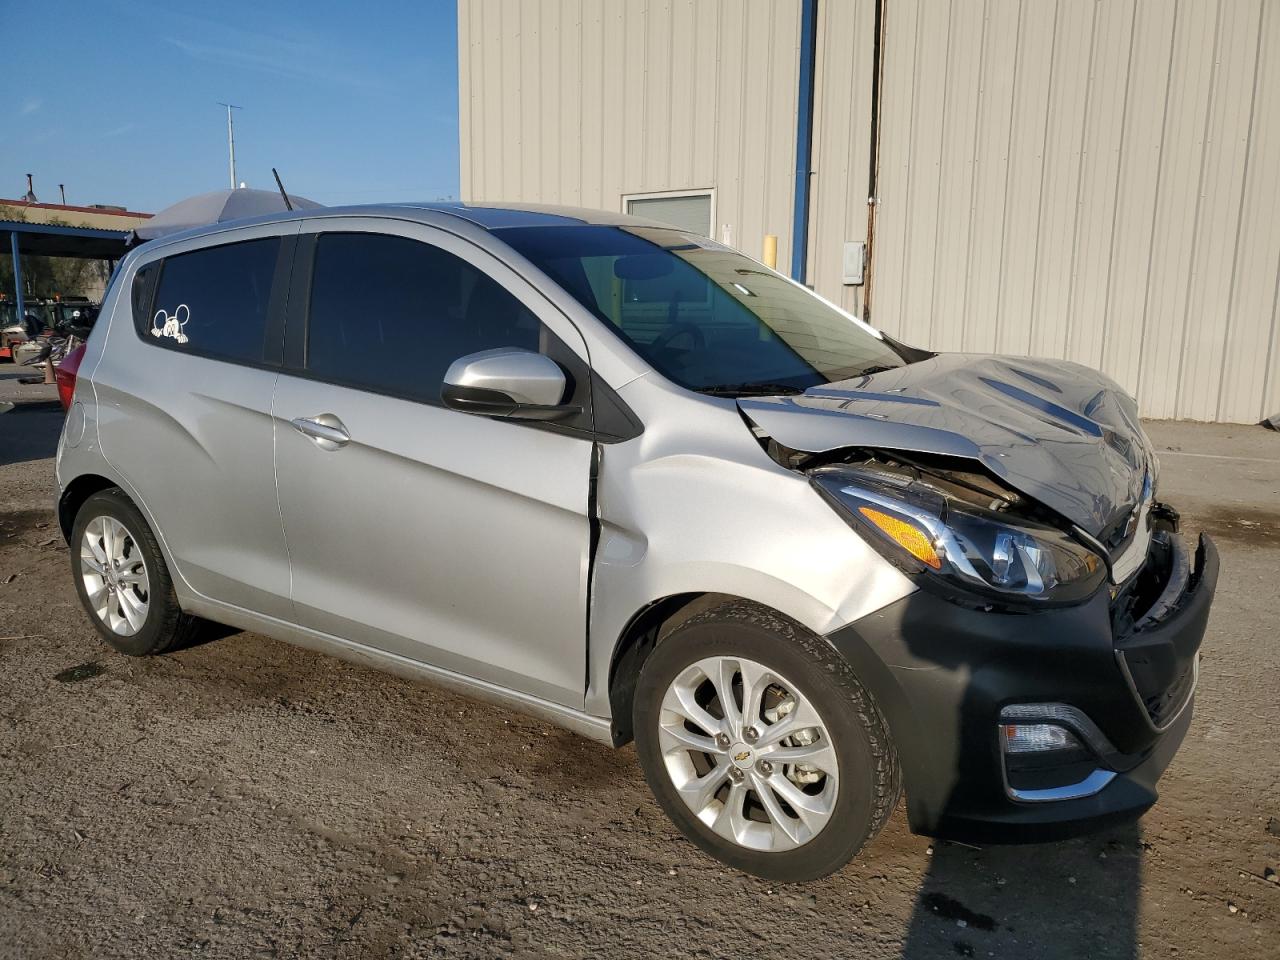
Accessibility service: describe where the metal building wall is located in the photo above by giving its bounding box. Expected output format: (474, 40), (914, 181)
(806, 0), (877, 317)
(458, 0), (802, 268)
(861, 0), (1280, 423)
(458, 0), (1280, 423)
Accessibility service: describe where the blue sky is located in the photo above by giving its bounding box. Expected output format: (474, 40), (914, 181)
(1, 0), (460, 212)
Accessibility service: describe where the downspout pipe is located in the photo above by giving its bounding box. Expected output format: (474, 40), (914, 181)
(790, 0), (819, 284)
(863, 0), (886, 322)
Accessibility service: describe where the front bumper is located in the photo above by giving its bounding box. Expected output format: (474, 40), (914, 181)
(825, 532), (1218, 843)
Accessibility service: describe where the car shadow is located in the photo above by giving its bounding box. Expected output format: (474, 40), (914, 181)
(899, 824), (1141, 958)
(0, 401), (63, 466)
(172, 619), (246, 652)
(862, 584), (1147, 958)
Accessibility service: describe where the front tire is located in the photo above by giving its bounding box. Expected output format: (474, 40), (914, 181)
(70, 488), (199, 656)
(634, 600), (901, 881)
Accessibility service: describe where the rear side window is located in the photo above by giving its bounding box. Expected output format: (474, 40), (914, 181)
(305, 233), (542, 405)
(144, 238), (281, 365)
(131, 263), (157, 322)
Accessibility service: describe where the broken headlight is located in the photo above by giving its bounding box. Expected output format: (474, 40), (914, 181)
(811, 465), (1106, 606)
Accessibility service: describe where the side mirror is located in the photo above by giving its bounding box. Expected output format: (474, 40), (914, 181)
(441, 347), (580, 420)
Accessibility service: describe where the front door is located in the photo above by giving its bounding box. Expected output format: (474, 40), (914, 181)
(272, 220), (594, 707)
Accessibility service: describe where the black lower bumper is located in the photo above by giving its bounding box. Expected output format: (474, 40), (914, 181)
(825, 533), (1218, 843)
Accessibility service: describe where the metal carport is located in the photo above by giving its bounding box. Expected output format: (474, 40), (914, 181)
(3, 220), (131, 330)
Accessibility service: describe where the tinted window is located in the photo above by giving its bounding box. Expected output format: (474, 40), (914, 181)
(147, 238), (280, 364)
(131, 263), (156, 322)
(499, 225), (906, 394)
(306, 233), (542, 404)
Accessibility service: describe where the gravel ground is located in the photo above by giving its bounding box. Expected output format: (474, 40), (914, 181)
(1, 366), (1277, 959)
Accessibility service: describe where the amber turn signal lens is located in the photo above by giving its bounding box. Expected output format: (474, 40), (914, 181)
(857, 506), (943, 569)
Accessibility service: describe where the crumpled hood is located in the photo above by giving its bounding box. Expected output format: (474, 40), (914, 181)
(738, 354), (1154, 538)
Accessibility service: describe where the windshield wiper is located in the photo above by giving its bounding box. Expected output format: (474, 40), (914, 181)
(697, 382), (809, 397)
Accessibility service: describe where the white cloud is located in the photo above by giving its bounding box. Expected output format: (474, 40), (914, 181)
(164, 29), (386, 91)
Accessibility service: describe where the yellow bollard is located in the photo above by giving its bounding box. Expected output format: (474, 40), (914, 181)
(762, 234), (778, 270)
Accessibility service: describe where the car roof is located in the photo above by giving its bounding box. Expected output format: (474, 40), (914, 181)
(135, 201), (682, 251)
(401, 201), (674, 230)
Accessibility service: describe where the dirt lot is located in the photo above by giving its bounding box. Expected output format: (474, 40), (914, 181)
(1, 367), (1278, 959)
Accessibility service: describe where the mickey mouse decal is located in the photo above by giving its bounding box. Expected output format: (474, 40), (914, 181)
(152, 304), (190, 344)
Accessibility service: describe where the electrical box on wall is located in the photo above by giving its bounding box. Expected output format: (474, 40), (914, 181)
(842, 242), (865, 285)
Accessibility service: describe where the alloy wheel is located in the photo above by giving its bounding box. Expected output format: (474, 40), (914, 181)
(80, 516), (150, 637)
(657, 655), (840, 852)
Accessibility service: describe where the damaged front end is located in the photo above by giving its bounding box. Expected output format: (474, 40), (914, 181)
(754, 428), (1218, 841)
(804, 452), (1109, 610)
(1109, 511), (1217, 732)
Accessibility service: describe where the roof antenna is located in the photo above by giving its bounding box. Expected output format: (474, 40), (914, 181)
(272, 167), (294, 211)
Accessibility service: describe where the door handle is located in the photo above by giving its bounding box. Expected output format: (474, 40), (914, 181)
(290, 414), (350, 450)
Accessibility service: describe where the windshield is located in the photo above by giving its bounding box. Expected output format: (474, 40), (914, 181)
(496, 225), (905, 394)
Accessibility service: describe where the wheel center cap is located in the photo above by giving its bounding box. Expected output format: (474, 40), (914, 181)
(730, 743), (754, 770)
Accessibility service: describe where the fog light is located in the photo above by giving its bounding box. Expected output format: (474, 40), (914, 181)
(1001, 723), (1081, 754)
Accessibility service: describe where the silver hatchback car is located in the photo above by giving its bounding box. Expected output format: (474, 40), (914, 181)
(57, 203), (1217, 880)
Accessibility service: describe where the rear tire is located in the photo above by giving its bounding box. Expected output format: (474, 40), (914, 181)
(634, 600), (901, 881)
(70, 488), (200, 656)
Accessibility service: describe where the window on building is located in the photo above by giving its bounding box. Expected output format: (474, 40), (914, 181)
(305, 232), (544, 405)
(146, 238), (281, 364)
(624, 191), (713, 237)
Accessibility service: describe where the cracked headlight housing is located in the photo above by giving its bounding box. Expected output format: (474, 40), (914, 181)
(811, 465), (1106, 606)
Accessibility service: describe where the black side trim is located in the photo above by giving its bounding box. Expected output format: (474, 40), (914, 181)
(585, 442), (603, 697)
(589, 370), (644, 443)
(263, 234), (297, 367)
(282, 232), (315, 371)
(440, 383), (582, 421)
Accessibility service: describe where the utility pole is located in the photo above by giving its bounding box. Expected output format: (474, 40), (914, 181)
(217, 102), (241, 189)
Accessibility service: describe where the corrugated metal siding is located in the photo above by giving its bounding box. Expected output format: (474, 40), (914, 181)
(459, 0), (802, 266)
(806, 0), (876, 316)
(459, 0), (1280, 422)
(863, 0), (1280, 423)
